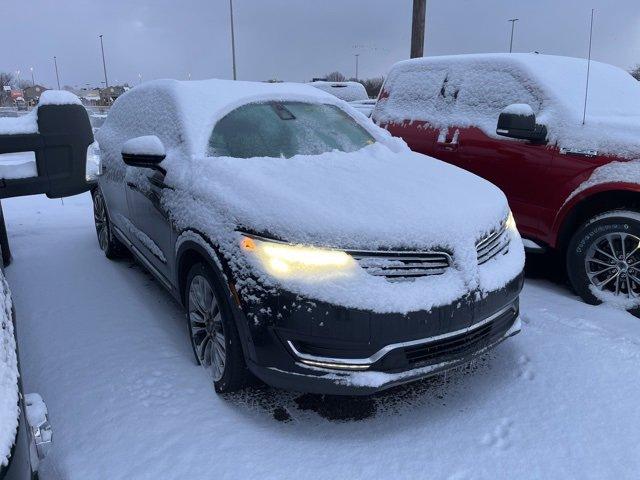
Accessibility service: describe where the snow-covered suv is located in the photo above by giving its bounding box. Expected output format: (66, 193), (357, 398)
(93, 79), (524, 395)
(373, 53), (640, 309)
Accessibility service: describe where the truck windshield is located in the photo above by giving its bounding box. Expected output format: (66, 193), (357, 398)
(207, 102), (374, 159)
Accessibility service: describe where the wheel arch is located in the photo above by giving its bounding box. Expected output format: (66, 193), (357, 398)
(175, 231), (233, 308)
(553, 184), (640, 254)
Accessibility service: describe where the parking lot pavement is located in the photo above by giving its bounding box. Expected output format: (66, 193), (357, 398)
(5, 192), (640, 480)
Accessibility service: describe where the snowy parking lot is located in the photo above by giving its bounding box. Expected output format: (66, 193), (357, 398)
(5, 192), (640, 480)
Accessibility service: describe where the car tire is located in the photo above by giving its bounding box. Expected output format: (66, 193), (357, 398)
(92, 188), (126, 259)
(185, 262), (248, 393)
(567, 210), (640, 309)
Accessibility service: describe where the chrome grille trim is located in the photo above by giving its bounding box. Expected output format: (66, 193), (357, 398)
(477, 223), (510, 265)
(349, 249), (452, 280)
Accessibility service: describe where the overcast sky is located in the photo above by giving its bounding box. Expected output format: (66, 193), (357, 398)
(3, 0), (640, 89)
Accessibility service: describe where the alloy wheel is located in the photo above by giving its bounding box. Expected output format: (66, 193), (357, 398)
(188, 274), (226, 381)
(93, 193), (109, 251)
(585, 232), (640, 298)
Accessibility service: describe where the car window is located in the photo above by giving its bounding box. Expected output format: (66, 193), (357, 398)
(207, 102), (375, 159)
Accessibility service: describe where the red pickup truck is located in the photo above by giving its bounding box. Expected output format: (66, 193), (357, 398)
(373, 53), (640, 308)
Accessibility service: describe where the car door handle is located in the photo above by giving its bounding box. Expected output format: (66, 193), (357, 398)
(435, 142), (458, 152)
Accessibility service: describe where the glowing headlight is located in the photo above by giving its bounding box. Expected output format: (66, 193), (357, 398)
(239, 235), (358, 280)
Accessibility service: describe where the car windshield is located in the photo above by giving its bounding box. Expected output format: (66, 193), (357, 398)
(207, 101), (375, 159)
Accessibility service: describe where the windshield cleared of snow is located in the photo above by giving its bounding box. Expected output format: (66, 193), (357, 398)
(207, 102), (374, 159)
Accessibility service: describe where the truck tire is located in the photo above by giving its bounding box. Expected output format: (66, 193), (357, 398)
(567, 210), (640, 309)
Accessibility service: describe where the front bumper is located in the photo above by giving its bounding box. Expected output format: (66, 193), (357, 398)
(237, 273), (524, 395)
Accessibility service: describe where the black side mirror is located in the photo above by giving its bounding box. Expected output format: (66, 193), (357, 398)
(121, 135), (166, 173)
(496, 104), (547, 143)
(0, 100), (95, 199)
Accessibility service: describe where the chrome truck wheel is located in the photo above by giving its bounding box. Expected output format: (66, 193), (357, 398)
(584, 232), (640, 298)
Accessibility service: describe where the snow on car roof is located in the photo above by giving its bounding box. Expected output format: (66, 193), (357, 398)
(103, 78), (363, 158)
(377, 53), (640, 158)
(309, 81), (369, 102)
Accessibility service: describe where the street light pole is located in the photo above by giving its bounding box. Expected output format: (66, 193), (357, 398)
(99, 34), (109, 88)
(355, 54), (359, 79)
(508, 18), (519, 53)
(53, 57), (61, 89)
(229, 0), (237, 80)
(410, 0), (427, 58)
(30, 67), (35, 87)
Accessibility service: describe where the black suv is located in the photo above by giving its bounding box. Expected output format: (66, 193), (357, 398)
(93, 78), (525, 395)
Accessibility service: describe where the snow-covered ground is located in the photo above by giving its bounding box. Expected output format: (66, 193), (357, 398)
(4, 193), (640, 480)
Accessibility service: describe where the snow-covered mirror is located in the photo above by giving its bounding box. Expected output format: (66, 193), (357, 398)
(496, 103), (547, 143)
(121, 135), (166, 171)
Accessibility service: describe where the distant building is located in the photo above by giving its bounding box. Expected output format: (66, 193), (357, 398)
(78, 89), (101, 106)
(23, 85), (48, 106)
(99, 86), (127, 105)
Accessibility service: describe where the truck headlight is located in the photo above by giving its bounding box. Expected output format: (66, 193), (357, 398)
(239, 235), (358, 280)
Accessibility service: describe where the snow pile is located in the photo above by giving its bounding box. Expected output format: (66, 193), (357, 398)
(0, 152), (38, 179)
(122, 135), (165, 156)
(309, 81), (369, 102)
(0, 112), (38, 135)
(99, 78), (523, 313)
(502, 103), (534, 116)
(37, 90), (82, 106)
(0, 273), (18, 468)
(375, 53), (640, 158)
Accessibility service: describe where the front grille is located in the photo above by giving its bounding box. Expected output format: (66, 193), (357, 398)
(404, 306), (517, 366)
(350, 249), (452, 281)
(477, 223), (510, 264)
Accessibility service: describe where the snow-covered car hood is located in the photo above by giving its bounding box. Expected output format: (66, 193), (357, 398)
(166, 143), (509, 251)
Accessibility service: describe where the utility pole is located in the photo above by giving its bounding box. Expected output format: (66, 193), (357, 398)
(355, 54), (360, 79)
(99, 34), (109, 88)
(30, 67), (35, 86)
(229, 0), (237, 80)
(508, 18), (519, 53)
(410, 0), (426, 58)
(53, 57), (61, 89)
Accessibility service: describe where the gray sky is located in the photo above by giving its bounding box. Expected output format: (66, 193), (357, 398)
(3, 0), (640, 88)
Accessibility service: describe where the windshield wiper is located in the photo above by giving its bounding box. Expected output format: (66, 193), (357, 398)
(272, 103), (296, 120)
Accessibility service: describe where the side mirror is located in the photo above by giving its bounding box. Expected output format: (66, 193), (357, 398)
(121, 135), (166, 172)
(0, 99), (95, 199)
(496, 104), (547, 143)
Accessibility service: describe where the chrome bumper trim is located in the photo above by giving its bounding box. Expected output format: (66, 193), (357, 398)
(287, 302), (518, 370)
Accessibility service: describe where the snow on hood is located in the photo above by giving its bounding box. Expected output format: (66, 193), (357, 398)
(163, 142), (524, 313)
(167, 143), (509, 251)
(376, 53), (640, 159)
(0, 274), (18, 468)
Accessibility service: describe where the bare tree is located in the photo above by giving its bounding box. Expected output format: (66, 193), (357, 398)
(324, 71), (346, 82)
(630, 65), (640, 81)
(0, 72), (15, 106)
(360, 77), (385, 98)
